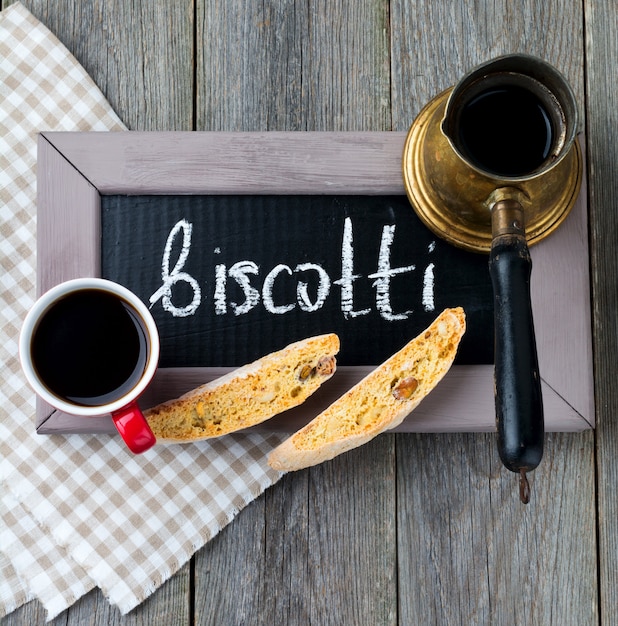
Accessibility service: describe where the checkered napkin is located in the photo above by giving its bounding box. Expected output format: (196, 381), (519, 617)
(0, 3), (286, 619)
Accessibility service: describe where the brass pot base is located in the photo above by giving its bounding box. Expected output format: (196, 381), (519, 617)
(402, 89), (583, 254)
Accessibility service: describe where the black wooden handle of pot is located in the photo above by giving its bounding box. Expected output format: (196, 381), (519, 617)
(489, 201), (544, 501)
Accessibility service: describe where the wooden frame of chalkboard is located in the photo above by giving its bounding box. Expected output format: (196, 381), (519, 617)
(35, 131), (594, 435)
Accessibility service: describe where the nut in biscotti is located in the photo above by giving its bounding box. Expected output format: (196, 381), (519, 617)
(297, 355), (337, 381)
(391, 376), (419, 401)
(316, 355), (336, 376)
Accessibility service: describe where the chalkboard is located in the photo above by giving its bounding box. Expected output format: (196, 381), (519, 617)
(35, 131), (594, 434)
(101, 194), (493, 367)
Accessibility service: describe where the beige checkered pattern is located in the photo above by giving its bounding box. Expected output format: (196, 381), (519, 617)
(1, 3), (284, 619)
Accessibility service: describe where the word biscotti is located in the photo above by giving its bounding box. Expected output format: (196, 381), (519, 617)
(149, 217), (437, 321)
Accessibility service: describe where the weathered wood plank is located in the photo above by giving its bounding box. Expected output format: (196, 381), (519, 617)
(305, 439), (397, 626)
(193, 2), (397, 626)
(5, 0), (193, 130)
(260, 472), (313, 624)
(0, 1), (193, 624)
(397, 431), (596, 625)
(197, 0), (391, 132)
(196, 474), (309, 625)
(0, 601), (66, 626)
(0, 567), (191, 626)
(196, 439), (396, 626)
(583, 1), (618, 623)
(194, 494), (269, 625)
(66, 568), (191, 626)
(1, 0), (607, 625)
(391, 0), (597, 624)
(390, 0), (586, 131)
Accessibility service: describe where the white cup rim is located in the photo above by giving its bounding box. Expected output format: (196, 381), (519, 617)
(19, 278), (160, 417)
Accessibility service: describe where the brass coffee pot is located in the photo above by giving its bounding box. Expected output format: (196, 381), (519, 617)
(402, 54), (582, 502)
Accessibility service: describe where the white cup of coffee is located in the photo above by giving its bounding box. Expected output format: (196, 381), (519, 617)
(20, 278), (159, 453)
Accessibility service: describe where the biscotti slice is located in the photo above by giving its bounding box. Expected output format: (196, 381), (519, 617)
(145, 334), (339, 442)
(268, 308), (465, 471)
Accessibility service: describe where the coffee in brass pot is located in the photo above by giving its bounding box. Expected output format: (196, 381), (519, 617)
(455, 84), (554, 177)
(402, 54), (583, 502)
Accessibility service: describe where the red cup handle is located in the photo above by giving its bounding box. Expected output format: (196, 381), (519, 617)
(112, 400), (156, 454)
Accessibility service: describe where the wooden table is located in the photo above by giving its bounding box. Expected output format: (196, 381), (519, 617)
(2, 1), (614, 624)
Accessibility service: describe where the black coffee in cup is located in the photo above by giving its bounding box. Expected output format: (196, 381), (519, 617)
(31, 289), (148, 406)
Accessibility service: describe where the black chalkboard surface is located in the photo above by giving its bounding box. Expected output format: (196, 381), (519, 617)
(101, 195), (493, 367)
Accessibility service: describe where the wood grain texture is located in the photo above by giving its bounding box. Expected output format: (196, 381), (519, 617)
(195, 495), (269, 624)
(305, 439), (397, 626)
(584, 0), (618, 622)
(35, 136), (102, 428)
(0, 601), (58, 626)
(397, 431), (596, 625)
(389, 0), (586, 131)
(2, 1), (193, 624)
(390, 1), (598, 624)
(63, 568), (191, 626)
(4, 0), (193, 130)
(2, 567), (191, 626)
(1, 1), (606, 626)
(197, 0), (391, 132)
(194, 3), (398, 626)
(196, 438), (397, 626)
(38, 131), (409, 194)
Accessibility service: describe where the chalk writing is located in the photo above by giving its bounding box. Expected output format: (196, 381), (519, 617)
(149, 219), (201, 317)
(296, 263), (331, 312)
(333, 216), (370, 319)
(366, 222), (415, 321)
(422, 263), (435, 312)
(422, 242), (435, 312)
(150, 217), (436, 321)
